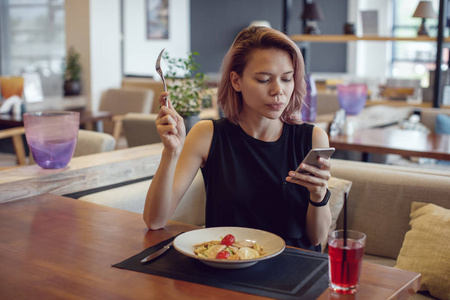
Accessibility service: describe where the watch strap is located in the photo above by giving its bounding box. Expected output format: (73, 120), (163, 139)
(309, 188), (331, 207)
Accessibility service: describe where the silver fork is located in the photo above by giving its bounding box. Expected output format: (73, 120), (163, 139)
(155, 48), (168, 107)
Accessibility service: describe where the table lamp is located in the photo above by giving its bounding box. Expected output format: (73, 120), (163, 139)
(249, 20), (272, 28)
(301, 2), (325, 35)
(412, 0), (437, 36)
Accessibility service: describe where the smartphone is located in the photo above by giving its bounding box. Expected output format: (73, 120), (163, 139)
(295, 147), (335, 174)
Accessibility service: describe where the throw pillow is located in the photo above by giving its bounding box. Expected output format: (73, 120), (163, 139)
(394, 202), (450, 300)
(435, 114), (450, 135)
(320, 176), (352, 252)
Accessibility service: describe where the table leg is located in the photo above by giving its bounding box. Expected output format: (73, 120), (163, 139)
(12, 135), (27, 165)
(362, 152), (371, 162)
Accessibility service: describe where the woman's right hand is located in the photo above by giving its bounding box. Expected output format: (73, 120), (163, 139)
(155, 92), (186, 152)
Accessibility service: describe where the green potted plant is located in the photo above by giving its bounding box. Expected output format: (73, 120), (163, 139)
(163, 51), (207, 131)
(62, 46), (82, 96)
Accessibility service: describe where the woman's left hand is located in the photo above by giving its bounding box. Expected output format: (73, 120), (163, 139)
(286, 157), (331, 203)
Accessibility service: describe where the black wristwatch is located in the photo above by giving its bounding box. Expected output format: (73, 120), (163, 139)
(309, 188), (331, 207)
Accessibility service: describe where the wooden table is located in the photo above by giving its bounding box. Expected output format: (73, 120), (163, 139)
(0, 143), (164, 203)
(0, 95), (112, 131)
(330, 127), (450, 161)
(0, 193), (421, 299)
(0, 110), (112, 131)
(365, 99), (450, 109)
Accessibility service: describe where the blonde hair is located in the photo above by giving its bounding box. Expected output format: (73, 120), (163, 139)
(217, 26), (306, 125)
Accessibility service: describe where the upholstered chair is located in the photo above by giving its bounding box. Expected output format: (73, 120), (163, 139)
(98, 88), (154, 146)
(0, 127), (26, 168)
(122, 113), (160, 147)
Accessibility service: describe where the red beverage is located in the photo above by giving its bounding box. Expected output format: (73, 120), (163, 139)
(328, 230), (366, 294)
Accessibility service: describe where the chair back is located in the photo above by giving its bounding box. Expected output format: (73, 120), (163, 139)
(122, 113), (160, 147)
(121, 78), (164, 113)
(99, 88), (154, 135)
(73, 129), (116, 156)
(99, 88), (154, 115)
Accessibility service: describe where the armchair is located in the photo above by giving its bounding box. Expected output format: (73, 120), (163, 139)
(0, 127), (26, 168)
(98, 88), (154, 147)
(122, 113), (160, 147)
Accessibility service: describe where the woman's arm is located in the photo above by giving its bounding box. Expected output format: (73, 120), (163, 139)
(285, 126), (332, 246)
(143, 93), (213, 230)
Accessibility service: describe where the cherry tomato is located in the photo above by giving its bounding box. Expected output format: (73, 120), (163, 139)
(221, 234), (235, 246)
(216, 250), (230, 259)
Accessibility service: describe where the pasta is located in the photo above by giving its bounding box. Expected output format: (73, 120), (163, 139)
(193, 234), (265, 260)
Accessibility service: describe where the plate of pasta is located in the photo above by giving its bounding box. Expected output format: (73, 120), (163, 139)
(173, 226), (286, 269)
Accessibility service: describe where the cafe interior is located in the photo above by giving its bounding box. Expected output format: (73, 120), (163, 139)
(0, 0), (449, 299)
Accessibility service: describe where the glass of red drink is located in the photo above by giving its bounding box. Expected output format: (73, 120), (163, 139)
(328, 230), (366, 294)
(24, 111), (80, 169)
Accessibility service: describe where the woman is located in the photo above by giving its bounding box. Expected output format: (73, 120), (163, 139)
(144, 26), (332, 251)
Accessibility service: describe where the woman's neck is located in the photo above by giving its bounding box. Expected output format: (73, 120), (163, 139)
(238, 117), (284, 142)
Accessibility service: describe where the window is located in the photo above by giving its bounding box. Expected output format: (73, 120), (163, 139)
(391, 0), (446, 87)
(0, 0), (65, 96)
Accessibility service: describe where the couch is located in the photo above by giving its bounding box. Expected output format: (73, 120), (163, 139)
(331, 159), (450, 300)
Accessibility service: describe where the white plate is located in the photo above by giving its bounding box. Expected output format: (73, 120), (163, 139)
(173, 227), (286, 269)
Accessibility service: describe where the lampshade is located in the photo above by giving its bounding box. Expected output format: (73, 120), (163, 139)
(412, 1), (437, 19)
(301, 3), (325, 21)
(249, 20), (272, 28)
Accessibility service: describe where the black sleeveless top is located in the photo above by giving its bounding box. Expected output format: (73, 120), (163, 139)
(201, 118), (320, 251)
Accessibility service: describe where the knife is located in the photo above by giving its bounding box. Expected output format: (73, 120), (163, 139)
(141, 240), (174, 264)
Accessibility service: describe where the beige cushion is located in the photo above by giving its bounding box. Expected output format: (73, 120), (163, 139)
(332, 158), (450, 259)
(122, 113), (160, 147)
(79, 180), (151, 213)
(79, 170), (206, 226)
(320, 176), (352, 251)
(363, 254), (396, 267)
(99, 88), (154, 115)
(73, 129), (116, 156)
(395, 202), (450, 300)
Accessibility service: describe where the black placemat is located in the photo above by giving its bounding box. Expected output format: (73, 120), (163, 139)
(113, 237), (329, 299)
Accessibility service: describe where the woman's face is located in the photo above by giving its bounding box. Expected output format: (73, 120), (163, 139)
(230, 48), (294, 120)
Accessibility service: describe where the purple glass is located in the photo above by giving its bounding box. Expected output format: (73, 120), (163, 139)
(23, 111), (80, 169)
(301, 74), (317, 122)
(337, 84), (367, 115)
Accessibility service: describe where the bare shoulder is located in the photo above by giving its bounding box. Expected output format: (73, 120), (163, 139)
(183, 120), (214, 163)
(312, 125), (330, 148)
(188, 120), (214, 141)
